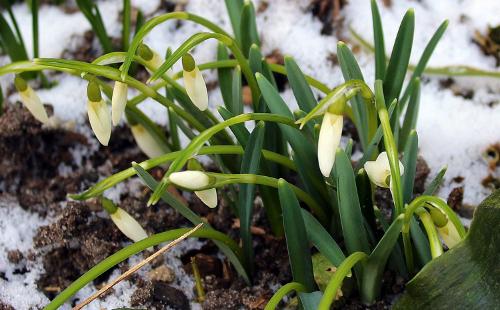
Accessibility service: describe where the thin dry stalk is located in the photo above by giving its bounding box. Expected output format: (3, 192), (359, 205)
(72, 223), (204, 310)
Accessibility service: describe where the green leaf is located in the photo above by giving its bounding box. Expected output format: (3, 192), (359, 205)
(256, 73), (329, 217)
(361, 215), (404, 303)
(301, 209), (345, 267)
(248, 44), (263, 74)
(76, 0), (113, 53)
(31, 0), (39, 57)
(0, 12), (28, 62)
(239, 0), (260, 57)
(278, 179), (316, 292)
(402, 130), (418, 204)
(298, 291), (323, 310)
(224, 0), (244, 44)
(238, 121), (265, 270)
(132, 163), (250, 283)
(284, 56), (316, 113)
(231, 65), (243, 115)
(399, 20), (448, 109)
(383, 9), (414, 103)
(217, 43), (233, 110)
(371, 0), (386, 80)
(394, 190), (500, 309)
(423, 166), (447, 195)
(399, 79), (420, 151)
(122, 0), (131, 50)
(337, 42), (370, 149)
(335, 149), (371, 256)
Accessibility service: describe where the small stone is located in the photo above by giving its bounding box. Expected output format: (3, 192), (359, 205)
(148, 265), (175, 283)
(152, 282), (189, 310)
(7, 250), (23, 264)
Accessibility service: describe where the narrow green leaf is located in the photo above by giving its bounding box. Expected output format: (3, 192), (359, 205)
(31, 0), (39, 57)
(298, 291), (323, 310)
(356, 169), (377, 235)
(224, 0), (244, 44)
(402, 130), (418, 204)
(248, 44), (263, 74)
(132, 163), (250, 283)
(301, 209), (345, 266)
(167, 107), (181, 151)
(284, 56), (316, 113)
(371, 0), (386, 80)
(335, 149), (371, 256)
(217, 43), (233, 111)
(240, 0), (260, 57)
(383, 9), (415, 103)
(361, 215), (404, 303)
(399, 78), (420, 151)
(231, 65), (243, 115)
(0, 13), (28, 62)
(76, 0), (113, 53)
(122, 0), (131, 50)
(423, 166), (447, 195)
(400, 20), (448, 108)
(278, 179), (316, 292)
(239, 121), (265, 270)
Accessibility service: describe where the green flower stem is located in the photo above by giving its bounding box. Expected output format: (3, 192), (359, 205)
(70, 145), (296, 201)
(148, 113), (298, 206)
(318, 252), (369, 310)
(374, 80), (403, 215)
(264, 282), (307, 310)
(121, 12), (230, 79)
(350, 27), (500, 79)
(147, 32), (260, 108)
(415, 208), (444, 258)
(204, 173), (327, 223)
(45, 227), (242, 310)
(401, 194), (466, 271)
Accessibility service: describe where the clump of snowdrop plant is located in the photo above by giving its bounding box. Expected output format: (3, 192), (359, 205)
(1, 1), (469, 309)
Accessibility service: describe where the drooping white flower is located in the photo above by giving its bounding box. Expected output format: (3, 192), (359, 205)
(318, 112), (343, 177)
(130, 123), (165, 158)
(182, 53), (208, 111)
(169, 170), (217, 208)
(137, 43), (163, 72)
(437, 221), (461, 249)
(364, 152), (404, 188)
(14, 76), (49, 124)
(87, 81), (111, 146)
(111, 81), (128, 126)
(110, 207), (148, 242)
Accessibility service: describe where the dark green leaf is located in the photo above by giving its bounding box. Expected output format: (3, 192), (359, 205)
(231, 65), (243, 115)
(249, 44), (263, 74)
(298, 291), (323, 310)
(402, 130), (418, 204)
(240, 0), (260, 57)
(239, 121), (265, 270)
(399, 79), (420, 151)
(224, 0), (244, 44)
(217, 43), (233, 110)
(285, 56), (316, 113)
(394, 190), (500, 309)
(423, 166), (447, 195)
(217, 106), (250, 146)
(279, 179), (316, 291)
(371, 0), (386, 80)
(122, 0), (131, 50)
(383, 9), (414, 103)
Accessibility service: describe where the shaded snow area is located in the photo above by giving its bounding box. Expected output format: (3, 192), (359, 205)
(0, 0), (499, 308)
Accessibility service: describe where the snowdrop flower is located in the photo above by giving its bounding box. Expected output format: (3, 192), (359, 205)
(430, 208), (461, 249)
(130, 123), (165, 158)
(87, 81), (111, 146)
(169, 170), (217, 208)
(364, 152), (404, 188)
(111, 81), (128, 126)
(14, 75), (49, 124)
(137, 43), (163, 71)
(318, 111), (343, 177)
(182, 53), (208, 111)
(102, 198), (148, 242)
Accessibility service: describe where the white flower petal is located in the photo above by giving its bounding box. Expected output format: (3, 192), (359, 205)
(111, 81), (128, 126)
(183, 67), (208, 111)
(364, 152), (391, 188)
(110, 208), (148, 242)
(20, 88), (49, 124)
(87, 99), (111, 146)
(318, 113), (343, 177)
(169, 171), (211, 190)
(131, 124), (165, 158)
(195, 188), (218, 208)
(437, 222), (461, 249)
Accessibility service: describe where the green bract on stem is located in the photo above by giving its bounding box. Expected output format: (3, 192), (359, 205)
(147, 113), (299, 206)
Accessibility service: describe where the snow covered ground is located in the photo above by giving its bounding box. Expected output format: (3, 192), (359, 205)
(0, 0), (499, 308)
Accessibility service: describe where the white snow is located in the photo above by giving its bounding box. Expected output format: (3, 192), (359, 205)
(1, 0), (499, 308)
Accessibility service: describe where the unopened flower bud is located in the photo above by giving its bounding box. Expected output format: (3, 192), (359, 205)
(182, 53), (208, 111)
(169, 170), (217, 208)
(318, 112), (343, 177)
(87, 81), (111, 146)
(111, 81), (128, 126)
(102, 198), (148, 243)
(130, 123), (165, 158)
(14, 75), (49, 124)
